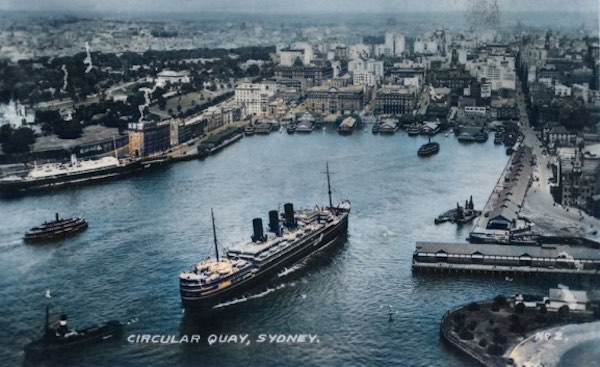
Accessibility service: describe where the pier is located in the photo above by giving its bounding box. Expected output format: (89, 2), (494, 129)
(412, 241), (600, 276)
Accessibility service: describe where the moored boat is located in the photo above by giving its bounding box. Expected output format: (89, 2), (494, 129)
(407, 124), (421, 136)
(179, 163), (350, 310)
(0, 155), (142, 195)
(244, 125), (255, 136)
(24, 213), (88, 242)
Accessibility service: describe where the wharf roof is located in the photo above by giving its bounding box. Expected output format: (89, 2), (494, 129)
(414, 242), (600, 260)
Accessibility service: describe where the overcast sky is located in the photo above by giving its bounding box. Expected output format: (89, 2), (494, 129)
(0, 0), (598, 13)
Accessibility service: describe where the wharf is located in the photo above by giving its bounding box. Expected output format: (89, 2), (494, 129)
(412, 241), (600, 276)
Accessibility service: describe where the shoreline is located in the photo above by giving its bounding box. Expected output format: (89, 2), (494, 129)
(440, 298), (598, 367)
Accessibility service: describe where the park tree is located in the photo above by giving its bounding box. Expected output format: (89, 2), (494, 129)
(2, 127), (35, 153)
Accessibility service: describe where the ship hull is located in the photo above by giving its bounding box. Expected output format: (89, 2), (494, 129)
(0, 160), (143, 195)
(24, 321), (122, 354)
(181, 210), (349, 311)
(24, 220), (88, 243)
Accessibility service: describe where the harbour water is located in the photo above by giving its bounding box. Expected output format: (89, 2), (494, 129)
(0, 129), (579, 366)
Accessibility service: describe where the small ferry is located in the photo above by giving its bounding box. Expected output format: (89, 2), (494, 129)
(25, 307), (122, 353)
(244, 125), (255, 136)
(372, 123), (380, 134)
(417, 137), (440, 156)
(24, 213), (88, 242)
(494, 132), (503, 144)
(407, 124), (421, 136)
(286, 124), (296, 134)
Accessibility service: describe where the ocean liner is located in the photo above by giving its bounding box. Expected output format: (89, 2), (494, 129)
(0, 154), (142, 194)
(179, 163), (350, 310)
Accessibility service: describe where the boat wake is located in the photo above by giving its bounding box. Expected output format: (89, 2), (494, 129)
(277, 263), (304, 277)
(213, 283), (291, 309)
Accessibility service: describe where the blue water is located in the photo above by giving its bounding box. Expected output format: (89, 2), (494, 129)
(0, 130), (567, 366)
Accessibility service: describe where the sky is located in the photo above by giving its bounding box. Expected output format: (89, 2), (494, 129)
(0, 0), (598, 14)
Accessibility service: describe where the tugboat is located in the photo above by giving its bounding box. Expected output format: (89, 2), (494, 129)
(179, 163), (351, 310)
(25, 306), (123, 353)
(417, 137), (440, 156)
(434, 196), (481, 224)
(244, 125), (255, 136)
(24, 213), (88, 243)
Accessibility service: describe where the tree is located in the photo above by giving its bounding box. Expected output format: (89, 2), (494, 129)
(41, 123), (53, 135)
(558, 305), (570, 320)
(514, 302), (526, 314)
(158, 96), (167, 110)
(247, 64), (260, 76)
(2, 127), (35, 153)
(0, 124), (13, 143)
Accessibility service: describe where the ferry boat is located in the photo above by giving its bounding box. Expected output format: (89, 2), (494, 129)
(494, 132), (503, 144)
(407, 124), (421, 136)
(24, 213), (88, 242)
(244, 125), (255, 136)
(0, 154), (142, 195)
(179, 163), (351, 310)
(25, 306), (122, 354)
(371, 123), (380, 134)
(417, 137), (440, 156)
(286, 124), (296, 134)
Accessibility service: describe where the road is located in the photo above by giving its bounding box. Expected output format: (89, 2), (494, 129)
(516, 82), (600, 239)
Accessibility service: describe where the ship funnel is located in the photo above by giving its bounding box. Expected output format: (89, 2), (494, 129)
(284, 203), (296, 228)
(59, 314), (68, 327)
(251, 218), (265, 242)
(268, 210), (281, 236)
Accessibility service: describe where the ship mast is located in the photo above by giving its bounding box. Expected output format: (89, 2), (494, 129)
(44, 305), (50, 343)
(112, 135), (119, 162)
(211, 208), (219, 262)
(326, 162), (333, 209)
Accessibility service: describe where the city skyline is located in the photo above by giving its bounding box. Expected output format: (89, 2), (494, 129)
(0, 0), (598, 14)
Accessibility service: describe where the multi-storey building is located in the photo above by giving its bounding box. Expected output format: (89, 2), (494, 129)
(274, 63), (333, 88)
(128, 121), (171, 157)
(234, 82), (277, 116)
(306, 86), (364, 115)
(559, 150), (600, 214)
(375, 85), (417, 115)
